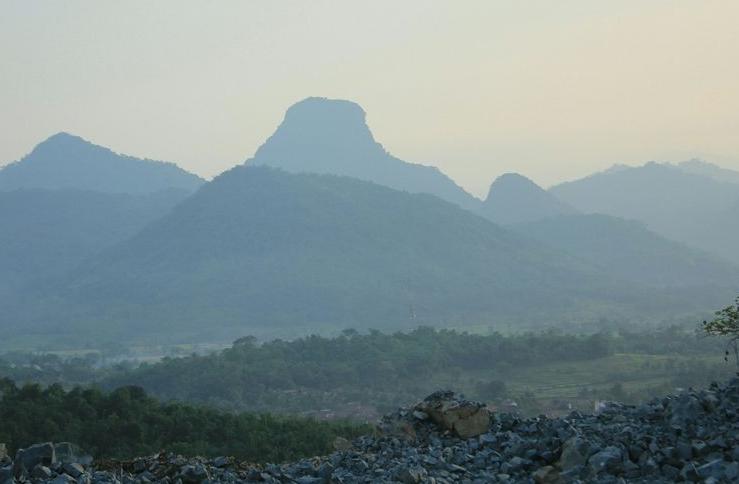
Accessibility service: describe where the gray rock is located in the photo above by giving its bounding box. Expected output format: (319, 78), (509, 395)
(50, 474), (76, 484)
(532, 465), (563, 484)
(14, 442), (55, 476)
(31, 464), (53, 479)
(588, 446), (622, 474)
(415, 391), (491, 439)
(0, 466), (13, 484)
(697, 458), (727, 480)
(63, 462), (85, 478)
(396, 465), (427, 483)
(178, 464), (209, 484)
(558, 437), (589, 471)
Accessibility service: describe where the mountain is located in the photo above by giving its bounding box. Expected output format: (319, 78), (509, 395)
(511, 214), (739, 289)
(676, 159), (739, 185)
(7, 166), (680, 347)
(0, 188), (192, 307)
(482, 172), (739, 288)
(0, 132), (204, 194)
(249, 97), (480, 210)
(550, 162), (739, 264)
(480, 173), (577, 225)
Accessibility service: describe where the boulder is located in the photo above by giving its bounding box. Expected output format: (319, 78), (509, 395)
(13, 442), (55, 476)
(587, 446), (622, 474)
(557, 437), (590, 471)
(31, 464), (53, 479)
(62, 462), (85, 478)
(415, 390), (491, 438)
(332, 437), (352, 451)
(532, 465), (564, 484)
(178, 463), (209, 484)
(0, 466), (13, 484)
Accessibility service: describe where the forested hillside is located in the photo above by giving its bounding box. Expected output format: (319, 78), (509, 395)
(0, 379), (366, 462)
(8, 166), (671, 348)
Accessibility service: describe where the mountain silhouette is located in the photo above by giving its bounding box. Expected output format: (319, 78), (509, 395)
(480, 173), (577, 225)
(9, 166), (677, 346)
(550, 161), (739, 264)
(0, 132), (204, 194)
(675, 159), (739, 185)
(0, 188), (191, 313)
(512, 214), (739, 289)
(249, 97), (479, 210)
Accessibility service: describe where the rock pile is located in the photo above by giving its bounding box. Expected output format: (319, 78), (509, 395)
(1, 377), (738, 483)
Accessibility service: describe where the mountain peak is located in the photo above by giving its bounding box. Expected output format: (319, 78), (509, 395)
(480, 172), (576, 225)
(485, 173), (541, 197)
(0, 133), (203, 195)
(254, 97), (378, 163)
(284, 97), (367, 122)
(29, 132), (112, 160)
(250, 97), (480, 210)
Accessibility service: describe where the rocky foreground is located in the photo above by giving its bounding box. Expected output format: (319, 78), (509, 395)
(2, 377), (738, 483)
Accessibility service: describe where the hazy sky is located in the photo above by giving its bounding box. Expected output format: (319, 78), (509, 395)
(1, 1), (738, 197)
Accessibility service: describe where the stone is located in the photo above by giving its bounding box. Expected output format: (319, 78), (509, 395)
(415, 391), (491, 439)
(14, 442), (55, 476)
(178, 464), (209, 484)
(587, 446), (622, 474)
(332, 437), (352, 451)
(558, 437), (589, 471)
(532, 465), (563, 484)
(697, 459), (726, 480)
(31, 464), (53, 479)
(0, 466), (13, 484)
(396, 466), (426, 484)
(63, 462), (85, 478)
(50, 474), (76, 484)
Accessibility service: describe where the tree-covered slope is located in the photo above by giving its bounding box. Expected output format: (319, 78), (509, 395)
(550, 162), (739, 263)
(0, 188), (192, 307)
(0, 132), (204, 194)
(250, 97), (480, 210)
(12, 166), (665, 345)
(511, 214), (739, 289)
(0, 379), (365, 462)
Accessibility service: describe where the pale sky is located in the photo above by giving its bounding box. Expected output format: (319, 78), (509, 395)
(1, 1), (738, 197)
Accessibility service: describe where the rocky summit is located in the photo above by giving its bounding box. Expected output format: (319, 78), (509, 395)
(2, 377), (738, 483)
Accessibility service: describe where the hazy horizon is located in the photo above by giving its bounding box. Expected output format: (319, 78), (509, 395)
(2, 1), (739, 197)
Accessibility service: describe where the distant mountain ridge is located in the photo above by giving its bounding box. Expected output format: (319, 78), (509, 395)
(0, 132), (204, 194)
(249, 97), (480, 210)
(675, 159), (739, 185)
(550, 161), (739, 264)
(511, 214), (739, 289)
(480, 173), (577, 225)
(0, 188), (192, 315)
(7, 166), (684, 347)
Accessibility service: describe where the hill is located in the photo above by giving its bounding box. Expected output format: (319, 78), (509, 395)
(7, 166), (671, 347)
(676, 158), (739, 185)
(249, 97), (480, 210)
(550, 161), (739, 264)
(511, 214), (739, 289)
(0, 132), (204, 194)
(0, 188), (192, 310)
(479, 173), (577, 225)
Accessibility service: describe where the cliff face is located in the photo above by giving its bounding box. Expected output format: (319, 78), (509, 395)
(4, 377), (738, 483)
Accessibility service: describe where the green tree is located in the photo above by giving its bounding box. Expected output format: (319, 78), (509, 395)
(703, 296), (739, 367)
